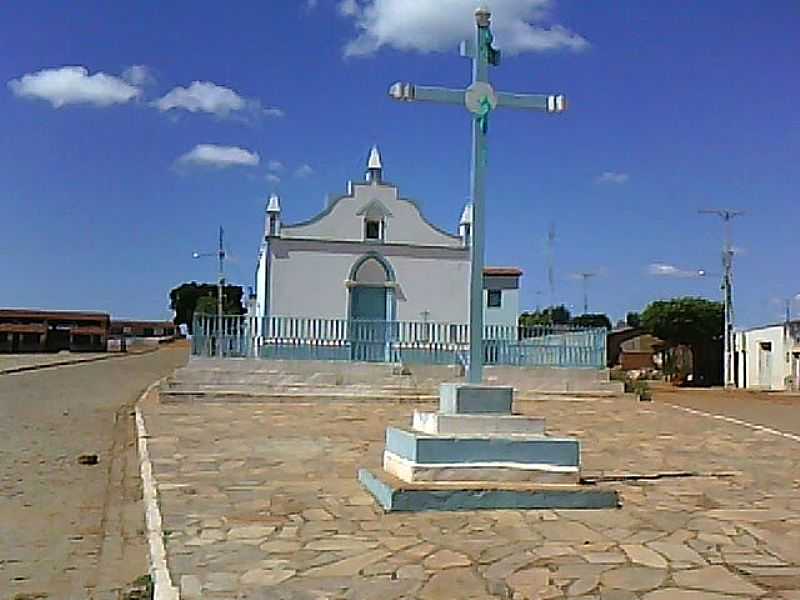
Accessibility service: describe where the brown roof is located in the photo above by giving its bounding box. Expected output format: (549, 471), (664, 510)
(111, 320), (175, 328)
(0, 308), (109, 321)
(0, 323), (47, 333)
(483, 267), (523, 277)
(70, 326), (109, 335)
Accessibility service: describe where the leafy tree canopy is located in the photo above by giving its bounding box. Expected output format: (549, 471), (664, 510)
(169, 282), (246, 332)
(641, 297), (723, 347)
(519, 305), (572, 327)
(519, 306), (611, 330)
(195, 296), (218, 315)
(626, 311), (642, 328)
(572, 313), (613, 330)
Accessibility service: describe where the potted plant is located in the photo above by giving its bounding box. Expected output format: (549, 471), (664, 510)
(633, 380), (652, 401)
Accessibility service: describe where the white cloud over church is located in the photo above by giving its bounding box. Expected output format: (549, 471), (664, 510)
(339, 0), (588, 57)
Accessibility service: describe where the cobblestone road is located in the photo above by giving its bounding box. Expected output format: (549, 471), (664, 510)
(142, 394), (800, 599)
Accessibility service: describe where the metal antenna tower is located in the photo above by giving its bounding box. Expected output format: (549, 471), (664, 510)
(577, 272), (597, 315)
(699, 208), (744, 387)
(547, 222), (556, 307)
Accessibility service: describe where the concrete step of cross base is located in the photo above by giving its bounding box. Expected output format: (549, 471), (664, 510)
(358, 468), (619, 511)
(412, 410), (546, 435)
(385, 427), (580, 467)
(382, 451), (579, 485)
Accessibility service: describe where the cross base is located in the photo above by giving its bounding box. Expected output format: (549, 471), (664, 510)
(358, 383), (619, 511)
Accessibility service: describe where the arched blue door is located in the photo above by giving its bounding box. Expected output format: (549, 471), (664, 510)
(349, 255), (394, 362)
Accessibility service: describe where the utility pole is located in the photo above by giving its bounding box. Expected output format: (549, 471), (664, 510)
(217, 226), (225, 358)
(699, 209), (744, 388)
(578, 272), (596, 315)
(193, 226), (227, 358)
(778, 294), (799, 323)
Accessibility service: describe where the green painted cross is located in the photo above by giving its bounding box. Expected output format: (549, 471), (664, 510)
(388, 7), (567, 383)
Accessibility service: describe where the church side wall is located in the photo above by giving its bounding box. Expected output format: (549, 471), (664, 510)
(255, 248), (267, 318)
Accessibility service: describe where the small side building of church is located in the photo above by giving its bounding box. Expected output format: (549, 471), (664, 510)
(255, 147), (521, 327)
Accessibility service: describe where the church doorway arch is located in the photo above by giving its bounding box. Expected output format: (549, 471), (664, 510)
(348, 253), (396, 361)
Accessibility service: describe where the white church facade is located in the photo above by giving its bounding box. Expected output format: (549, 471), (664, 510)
(254, 147), (521, 328)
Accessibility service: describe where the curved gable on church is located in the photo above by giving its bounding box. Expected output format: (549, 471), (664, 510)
(281, 148), (462, 248)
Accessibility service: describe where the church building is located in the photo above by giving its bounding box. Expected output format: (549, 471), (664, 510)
(255, 147), (521, 327)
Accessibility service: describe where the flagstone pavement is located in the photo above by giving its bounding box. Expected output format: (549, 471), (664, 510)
(140, 393), (800, 599)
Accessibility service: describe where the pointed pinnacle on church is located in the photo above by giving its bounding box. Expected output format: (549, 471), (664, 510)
(366, 145), (383, 183)
(460, 203), (473, 225)
(266, 192), (281, 213)
(368, 145), (382, 170)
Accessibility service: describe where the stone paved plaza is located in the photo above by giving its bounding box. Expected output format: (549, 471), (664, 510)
(141, 393), (800, 599)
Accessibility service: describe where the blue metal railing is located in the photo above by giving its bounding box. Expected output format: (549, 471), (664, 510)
(191, 315), (606, 369)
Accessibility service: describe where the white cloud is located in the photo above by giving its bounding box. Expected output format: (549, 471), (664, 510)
(595, 171), (629, 184)
(338, 0), (359, 16)
(267, 160), (285, 172)
(8, 66), (141, 108)
(177, 144), (260, 169)
(339, 0), (588, 57)
(294, 164), (314, 178)
(122, 65), (155, 87)
(648, 263), (701, 278)
(263, 107), (285, 117)
(306, 0), (319, 9)
(266, 173), (281, 184)
(154, 81), (282, 119)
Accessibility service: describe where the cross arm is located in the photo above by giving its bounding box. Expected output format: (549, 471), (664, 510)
(389, 82), (465, 105)
(496, 92), (567, 113)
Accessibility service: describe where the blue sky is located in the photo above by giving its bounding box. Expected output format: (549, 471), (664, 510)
(1, 0), (797, 326)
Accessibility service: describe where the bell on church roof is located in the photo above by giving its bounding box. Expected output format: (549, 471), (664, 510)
(266, 193), (281, 213)
(366, 145), (383, 183)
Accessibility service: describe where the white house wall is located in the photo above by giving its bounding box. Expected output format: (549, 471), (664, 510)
(736, 325), (788, 390)
(483, 288), (520, 327)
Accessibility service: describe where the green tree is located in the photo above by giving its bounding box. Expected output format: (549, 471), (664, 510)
(626, 311), (641, 328)
(641, 297), (723, 384)
(169, 282), (246, 333)
(571, 313), (612, 330)
(519, 305), (572, 328)
(194, 296), (218, 315)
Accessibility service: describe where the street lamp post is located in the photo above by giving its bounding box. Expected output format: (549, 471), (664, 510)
(193, 226), (227, 358)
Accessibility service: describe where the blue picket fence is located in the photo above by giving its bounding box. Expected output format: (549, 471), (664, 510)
(191, 315), (606, 369)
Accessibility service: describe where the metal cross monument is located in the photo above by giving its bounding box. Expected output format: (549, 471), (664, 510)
(389, 7), (568, 383)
